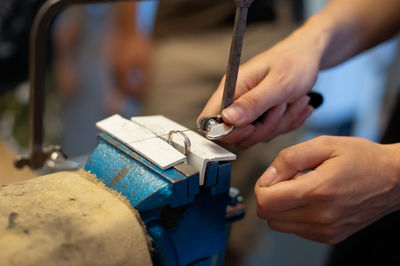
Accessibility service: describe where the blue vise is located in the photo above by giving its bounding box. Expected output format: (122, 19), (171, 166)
(85, 132), (243, 266)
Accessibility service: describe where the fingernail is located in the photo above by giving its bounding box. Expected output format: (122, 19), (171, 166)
(222, 103), (244, 123)
(277, 102), (288, 116)
(258, 166), (278, 187)
(298, 96), (310, 112)
(305, 105), (314, 116)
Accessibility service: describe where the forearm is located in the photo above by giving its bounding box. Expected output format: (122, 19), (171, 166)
(385, 142), (400, 208)
(299, 0), (400, 70)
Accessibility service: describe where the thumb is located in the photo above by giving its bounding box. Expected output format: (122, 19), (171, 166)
(222, 93), (265, 126)
(221, 71), (291, 126)
(257, 137), (333, 187)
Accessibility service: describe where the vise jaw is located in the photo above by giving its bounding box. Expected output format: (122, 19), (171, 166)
(85, 115), (244, 266)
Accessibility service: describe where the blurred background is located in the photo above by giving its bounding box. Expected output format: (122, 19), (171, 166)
(0, 0), (399, 265)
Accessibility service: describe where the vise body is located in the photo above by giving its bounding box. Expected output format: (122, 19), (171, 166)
(85, 115), (243, 266)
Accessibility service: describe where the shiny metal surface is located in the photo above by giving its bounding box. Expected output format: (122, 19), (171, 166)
(206, 123), (234, 140)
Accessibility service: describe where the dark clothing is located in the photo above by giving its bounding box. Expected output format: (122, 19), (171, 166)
(327, 93), (400, 266)
(0, 0), (44, 92)
(382, 94), (400, 145)
(154, 0), (277, 38)
(327, 211), (400, 266)
(0, 0), (44, 91)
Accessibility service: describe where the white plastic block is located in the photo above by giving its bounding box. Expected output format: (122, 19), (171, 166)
(132, 115), (236, 185)
(96, 114), (186, 170)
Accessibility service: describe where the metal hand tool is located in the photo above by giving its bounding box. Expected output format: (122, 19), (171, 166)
(198, 0), (254, 140)
(198, 0), (323, 140)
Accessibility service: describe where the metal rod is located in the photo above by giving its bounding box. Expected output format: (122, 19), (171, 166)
(17, 0), (146, 169)
(220, 0), (253, 113)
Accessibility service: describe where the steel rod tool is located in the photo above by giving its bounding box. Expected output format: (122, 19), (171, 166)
(198, 0), (254, 139)
(198, 0), (323, 140)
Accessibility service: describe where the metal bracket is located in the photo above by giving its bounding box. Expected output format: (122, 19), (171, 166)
(197, 115), (234, 140)
(14, 0), (146, 170)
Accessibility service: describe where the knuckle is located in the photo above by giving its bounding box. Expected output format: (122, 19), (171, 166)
(239, 95), (263, 117)
(314, 135), (336, 146)
(272, 70), (295, 98)
(278, 148), (297, 169)
(308, 188), (336, 203)
(314, 209), (338, 225)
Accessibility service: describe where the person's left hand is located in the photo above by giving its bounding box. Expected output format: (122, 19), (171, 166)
(255, 136), (400, 244)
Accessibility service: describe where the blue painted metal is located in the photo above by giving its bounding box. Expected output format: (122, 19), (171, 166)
(204, 162), (218, 187)
(85, 133), (235, 266)
(211, 162), (231, 195)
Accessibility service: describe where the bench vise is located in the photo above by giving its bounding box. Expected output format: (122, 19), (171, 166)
(85, 115), (244, 265)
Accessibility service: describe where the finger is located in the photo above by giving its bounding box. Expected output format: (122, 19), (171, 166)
(257, 137), (333, 187)
(198, 62), (269, 123)
(221, 68), (296, 126)
(255, 176), (309, 212)
(289, 105), (314, 130)
(272, 96), (311, 133)
(259, 204), (340, 225)
(259, 103), (314, 143)
(236, 102), (287, 149)
(218, 124), (256, 145)
(267, 220), (343, 244)
(237, 95), (311, 149)
(255, 153), (344, 214)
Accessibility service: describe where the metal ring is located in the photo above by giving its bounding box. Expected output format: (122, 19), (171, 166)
(167, 130), (191, 155)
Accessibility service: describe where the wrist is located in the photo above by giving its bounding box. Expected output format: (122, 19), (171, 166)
(383, 142), (400, 211)
(387, 142), (400, 182)
(300, 13), (335, 70)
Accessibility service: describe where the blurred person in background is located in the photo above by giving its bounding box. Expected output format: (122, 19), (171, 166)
(53, 3), (151, 157)
(0, 1), (148, 157)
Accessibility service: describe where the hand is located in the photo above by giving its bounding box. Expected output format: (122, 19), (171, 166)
(254, 136), (400, 244)
(198, 22), (327, 149)
(109, 31), (152, 99)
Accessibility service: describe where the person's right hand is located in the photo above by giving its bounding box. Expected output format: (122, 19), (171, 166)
(198, 25), (326, 149)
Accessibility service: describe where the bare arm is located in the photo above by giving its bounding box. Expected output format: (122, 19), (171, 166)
(313, 0), (400, 69)
(198, 0), (400, 148)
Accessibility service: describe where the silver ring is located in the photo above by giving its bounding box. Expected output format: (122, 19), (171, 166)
(167, 130), (191, 155)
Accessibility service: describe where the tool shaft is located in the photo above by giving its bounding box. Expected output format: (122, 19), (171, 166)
(220, 4), (250, 113)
